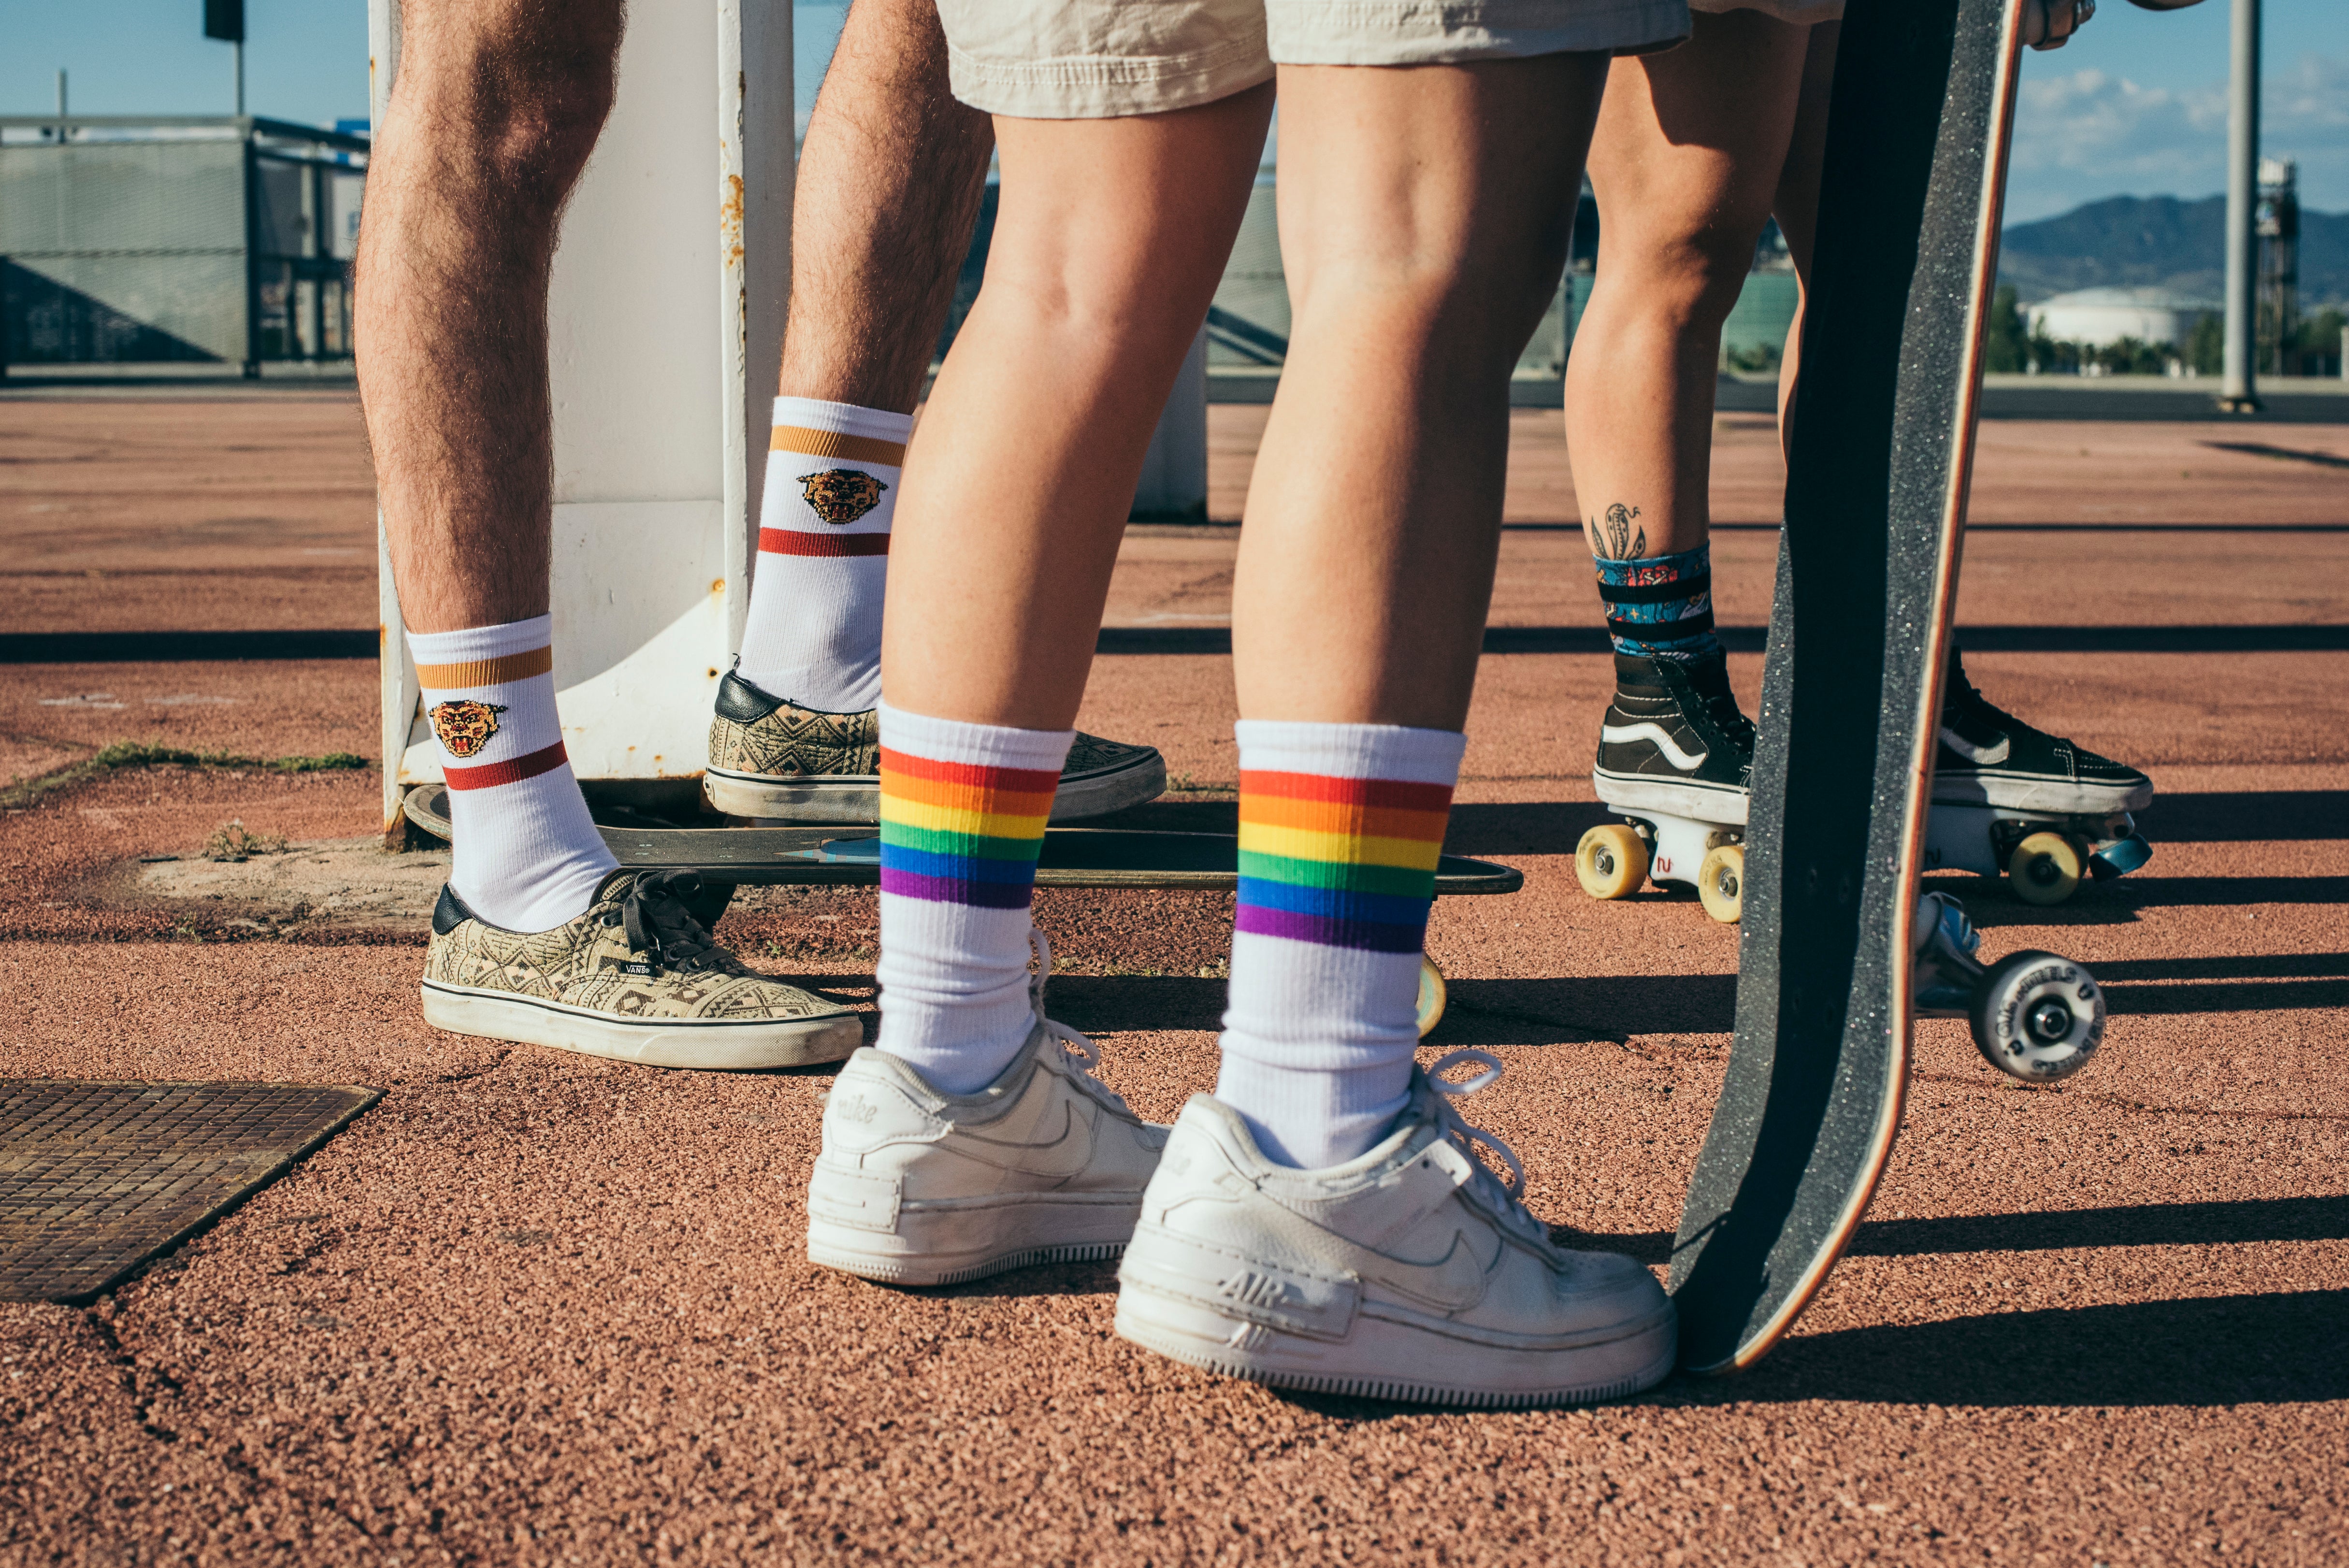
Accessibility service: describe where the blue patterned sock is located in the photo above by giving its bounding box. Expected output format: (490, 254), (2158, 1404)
(1594, 543), (1721, 661)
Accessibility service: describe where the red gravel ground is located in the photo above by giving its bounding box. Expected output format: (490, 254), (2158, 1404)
(1, 397), (2344, 1565)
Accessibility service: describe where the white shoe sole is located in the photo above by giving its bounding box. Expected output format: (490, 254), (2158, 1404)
(421, 981), (862, 1070)
(806, 1188), (1146, 1287)
(1592, 767), (1750, 826)
(1931, 771), (2153, 815)
(1115, 1252), (1677, 1408)
(706, 752), (1167, 824)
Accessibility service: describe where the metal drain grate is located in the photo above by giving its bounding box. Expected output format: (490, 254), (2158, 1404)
(0, 1080), (380, 1304)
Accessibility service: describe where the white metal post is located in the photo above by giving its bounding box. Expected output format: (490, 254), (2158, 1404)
(2219, 0), (2260, 411)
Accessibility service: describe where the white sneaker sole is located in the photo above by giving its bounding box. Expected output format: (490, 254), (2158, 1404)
(1592, 768), (1750, 826)
(706, 752), (1167, 824)
(1115, 1251), (1677, 1408)
(421, 981), (862, 1070)
(806, 1190), (1145, 1288)
(1931, 770), (2153, 815)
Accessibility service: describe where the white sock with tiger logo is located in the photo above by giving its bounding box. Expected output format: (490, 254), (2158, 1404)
(408, 614), (617, 934)
(732, 396), (912, 714)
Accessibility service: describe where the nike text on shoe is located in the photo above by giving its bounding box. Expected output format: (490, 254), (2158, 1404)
(1115, 1051), (1676, 1408)
(1591, 652), (1756, 824)
(1932, 653), (2152, 815)
(806, 944), (1167, 1286)
(706, 669), (1167, 823)
(420, 869), (862, 1070)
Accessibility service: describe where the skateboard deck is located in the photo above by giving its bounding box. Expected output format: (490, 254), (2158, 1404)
(1667, 0), (2029, 1374)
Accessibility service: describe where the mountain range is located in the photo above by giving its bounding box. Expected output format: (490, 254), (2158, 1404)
(2000, 194), (2349, 307)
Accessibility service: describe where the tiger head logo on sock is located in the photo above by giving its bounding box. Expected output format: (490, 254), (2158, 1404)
(430, 700), (507, 759)
(798, 468), (889, 527)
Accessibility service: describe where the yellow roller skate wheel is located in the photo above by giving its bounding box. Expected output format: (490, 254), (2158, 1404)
(1697, 842), (1746, 925)
(2008, 830), (2085, 906)
(1416, 955), (1447, 1038)
(1576, 823), (1649, 900)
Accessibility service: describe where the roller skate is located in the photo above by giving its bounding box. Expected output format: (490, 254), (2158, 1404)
(1574, 652), (1755, 924)
(1924, 651), (2153, 906)
(1912, 889), (2105, 1082)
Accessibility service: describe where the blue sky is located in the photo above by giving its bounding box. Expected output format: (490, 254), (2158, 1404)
(0, 0), (2339, 217)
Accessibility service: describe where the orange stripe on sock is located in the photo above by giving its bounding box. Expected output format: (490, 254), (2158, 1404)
(413, 646), (553, 690)
(759, 527), (890, 557)
(770, 425), (906, 466)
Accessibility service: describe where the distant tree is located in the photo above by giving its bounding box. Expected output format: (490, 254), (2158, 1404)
(2186, 312), (2224, 376)
(1985, 285), (2029, 373)
(2292, 307), (2345, 374)
(2093, 336), (2172, 376)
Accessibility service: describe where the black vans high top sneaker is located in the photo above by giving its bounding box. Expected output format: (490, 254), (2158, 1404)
(1592, 652), (1756, 823)
(1933, 651), (2153, 815)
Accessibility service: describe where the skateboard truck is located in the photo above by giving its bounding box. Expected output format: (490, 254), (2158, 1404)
(1912, 890), (2105, 1083)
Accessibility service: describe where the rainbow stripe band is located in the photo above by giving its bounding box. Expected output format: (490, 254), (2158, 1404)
(1234, 770), (1451, 952)
(878, 747), (1056, 908)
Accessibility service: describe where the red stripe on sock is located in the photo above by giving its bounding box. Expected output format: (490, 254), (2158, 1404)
(878, 747), (1062, 795)
(1238, 770), (1455, 813)
(760, 528), (890, 558)
(444, 740), (569, 791)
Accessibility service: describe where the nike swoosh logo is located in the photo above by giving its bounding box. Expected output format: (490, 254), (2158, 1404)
(949, 1097), (1096, 1181)
(1938, 724), (2011, 765)
(1359, 1227), (1491, 1312)
(1601, 721), (1707, 772)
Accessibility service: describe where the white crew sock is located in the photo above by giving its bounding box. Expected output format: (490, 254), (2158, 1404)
(409, 615), (617, 933)
(873, 703), (1074, 1094)
(1213, 720), (1467, 1169)
(733, 397), (912, 713)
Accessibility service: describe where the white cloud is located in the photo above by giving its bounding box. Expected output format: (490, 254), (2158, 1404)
(2006, 53), (2348, 220)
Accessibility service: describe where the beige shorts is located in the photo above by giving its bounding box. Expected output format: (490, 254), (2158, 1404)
(938, 0), (1694, 119)
(1687, 0), (1842, 21)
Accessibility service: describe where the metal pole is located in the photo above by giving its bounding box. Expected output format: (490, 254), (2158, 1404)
(55, 69), (66, 118)
(2219, 0), (2260, 412)
(235, 41), (246, 117)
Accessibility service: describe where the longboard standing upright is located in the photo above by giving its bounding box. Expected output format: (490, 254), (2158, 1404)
(1667, 0), (2036, 1374)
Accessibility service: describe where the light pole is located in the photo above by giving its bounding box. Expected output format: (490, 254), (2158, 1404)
(2219, 0), (2261, 412)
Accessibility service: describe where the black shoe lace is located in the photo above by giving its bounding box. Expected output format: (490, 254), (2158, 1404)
(606, 869), (728, 974)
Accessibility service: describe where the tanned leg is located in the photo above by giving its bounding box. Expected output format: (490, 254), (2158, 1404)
(1559, 10), (1812, 562)
(355, 0), (623, 634)
(1772, 19), (1839, 442)
(1236, 57), (1603, 730)
(880, 85), (1276, 730)
(778, 0), (994, 414)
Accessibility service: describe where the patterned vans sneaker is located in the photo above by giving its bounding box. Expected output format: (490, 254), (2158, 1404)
(421, 868), (862, 1070)
(705, 668), (1167, 823)
(1115, 1051), (1676, 1408)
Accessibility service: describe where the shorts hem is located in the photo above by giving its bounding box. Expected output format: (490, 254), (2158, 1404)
(949, 37), (1278, 119)
(1266, 0), (1691, 62)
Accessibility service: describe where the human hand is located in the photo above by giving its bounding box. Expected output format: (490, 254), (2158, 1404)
(2022, 0), (2093, 50)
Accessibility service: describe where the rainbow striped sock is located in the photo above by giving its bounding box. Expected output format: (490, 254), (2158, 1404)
(1214, 721), (1466, 1169)
(873, 703), (1072, 1093)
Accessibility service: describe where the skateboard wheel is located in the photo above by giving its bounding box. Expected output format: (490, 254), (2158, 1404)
(1415, 956), (1447, 1039)
(1575, 823), (1649, 900)
(1968, 949), (2104, 1082)
(2007, 830), (2084, 906)
(1696, 843), (1745, 924)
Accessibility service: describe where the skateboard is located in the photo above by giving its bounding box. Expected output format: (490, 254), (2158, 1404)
(1665, 0), (2112, 1375)
(1577, 798), (2150, 923)
(401, 786), (1523, 1038)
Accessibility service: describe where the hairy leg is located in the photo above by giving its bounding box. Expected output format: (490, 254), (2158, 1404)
(1772, 19), (1840, 442)
(1559, 10), (1812, 562)
(778, 0), (995, 414)
(880, 85), (1275, 729)
(1235, 58), (1602, 730)
(355, 0), (623, 634)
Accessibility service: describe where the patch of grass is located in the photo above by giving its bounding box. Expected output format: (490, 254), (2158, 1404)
(201, 818), (288, 862)
(1165, 772), (1237, 795)
(0, 743), (371, 812)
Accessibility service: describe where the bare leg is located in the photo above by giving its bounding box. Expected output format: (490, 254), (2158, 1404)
(778, 0), (994, 413)
(880, 86), (1276, 730)
(356, 0), (622, 633)
(1559, 10), (1812, 561)
(1237, 58), (1602, 730)
(1772, 19), (1840, 443)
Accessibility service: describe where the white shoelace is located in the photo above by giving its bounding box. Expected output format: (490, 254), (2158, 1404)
(1026, 926), (1140, 1119)
(1426, 1049), (1548, 1246)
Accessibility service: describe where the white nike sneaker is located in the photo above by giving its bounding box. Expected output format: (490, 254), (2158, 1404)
(805, 958), (1167, 1286)
(1115, 1051), (1676, 1407)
